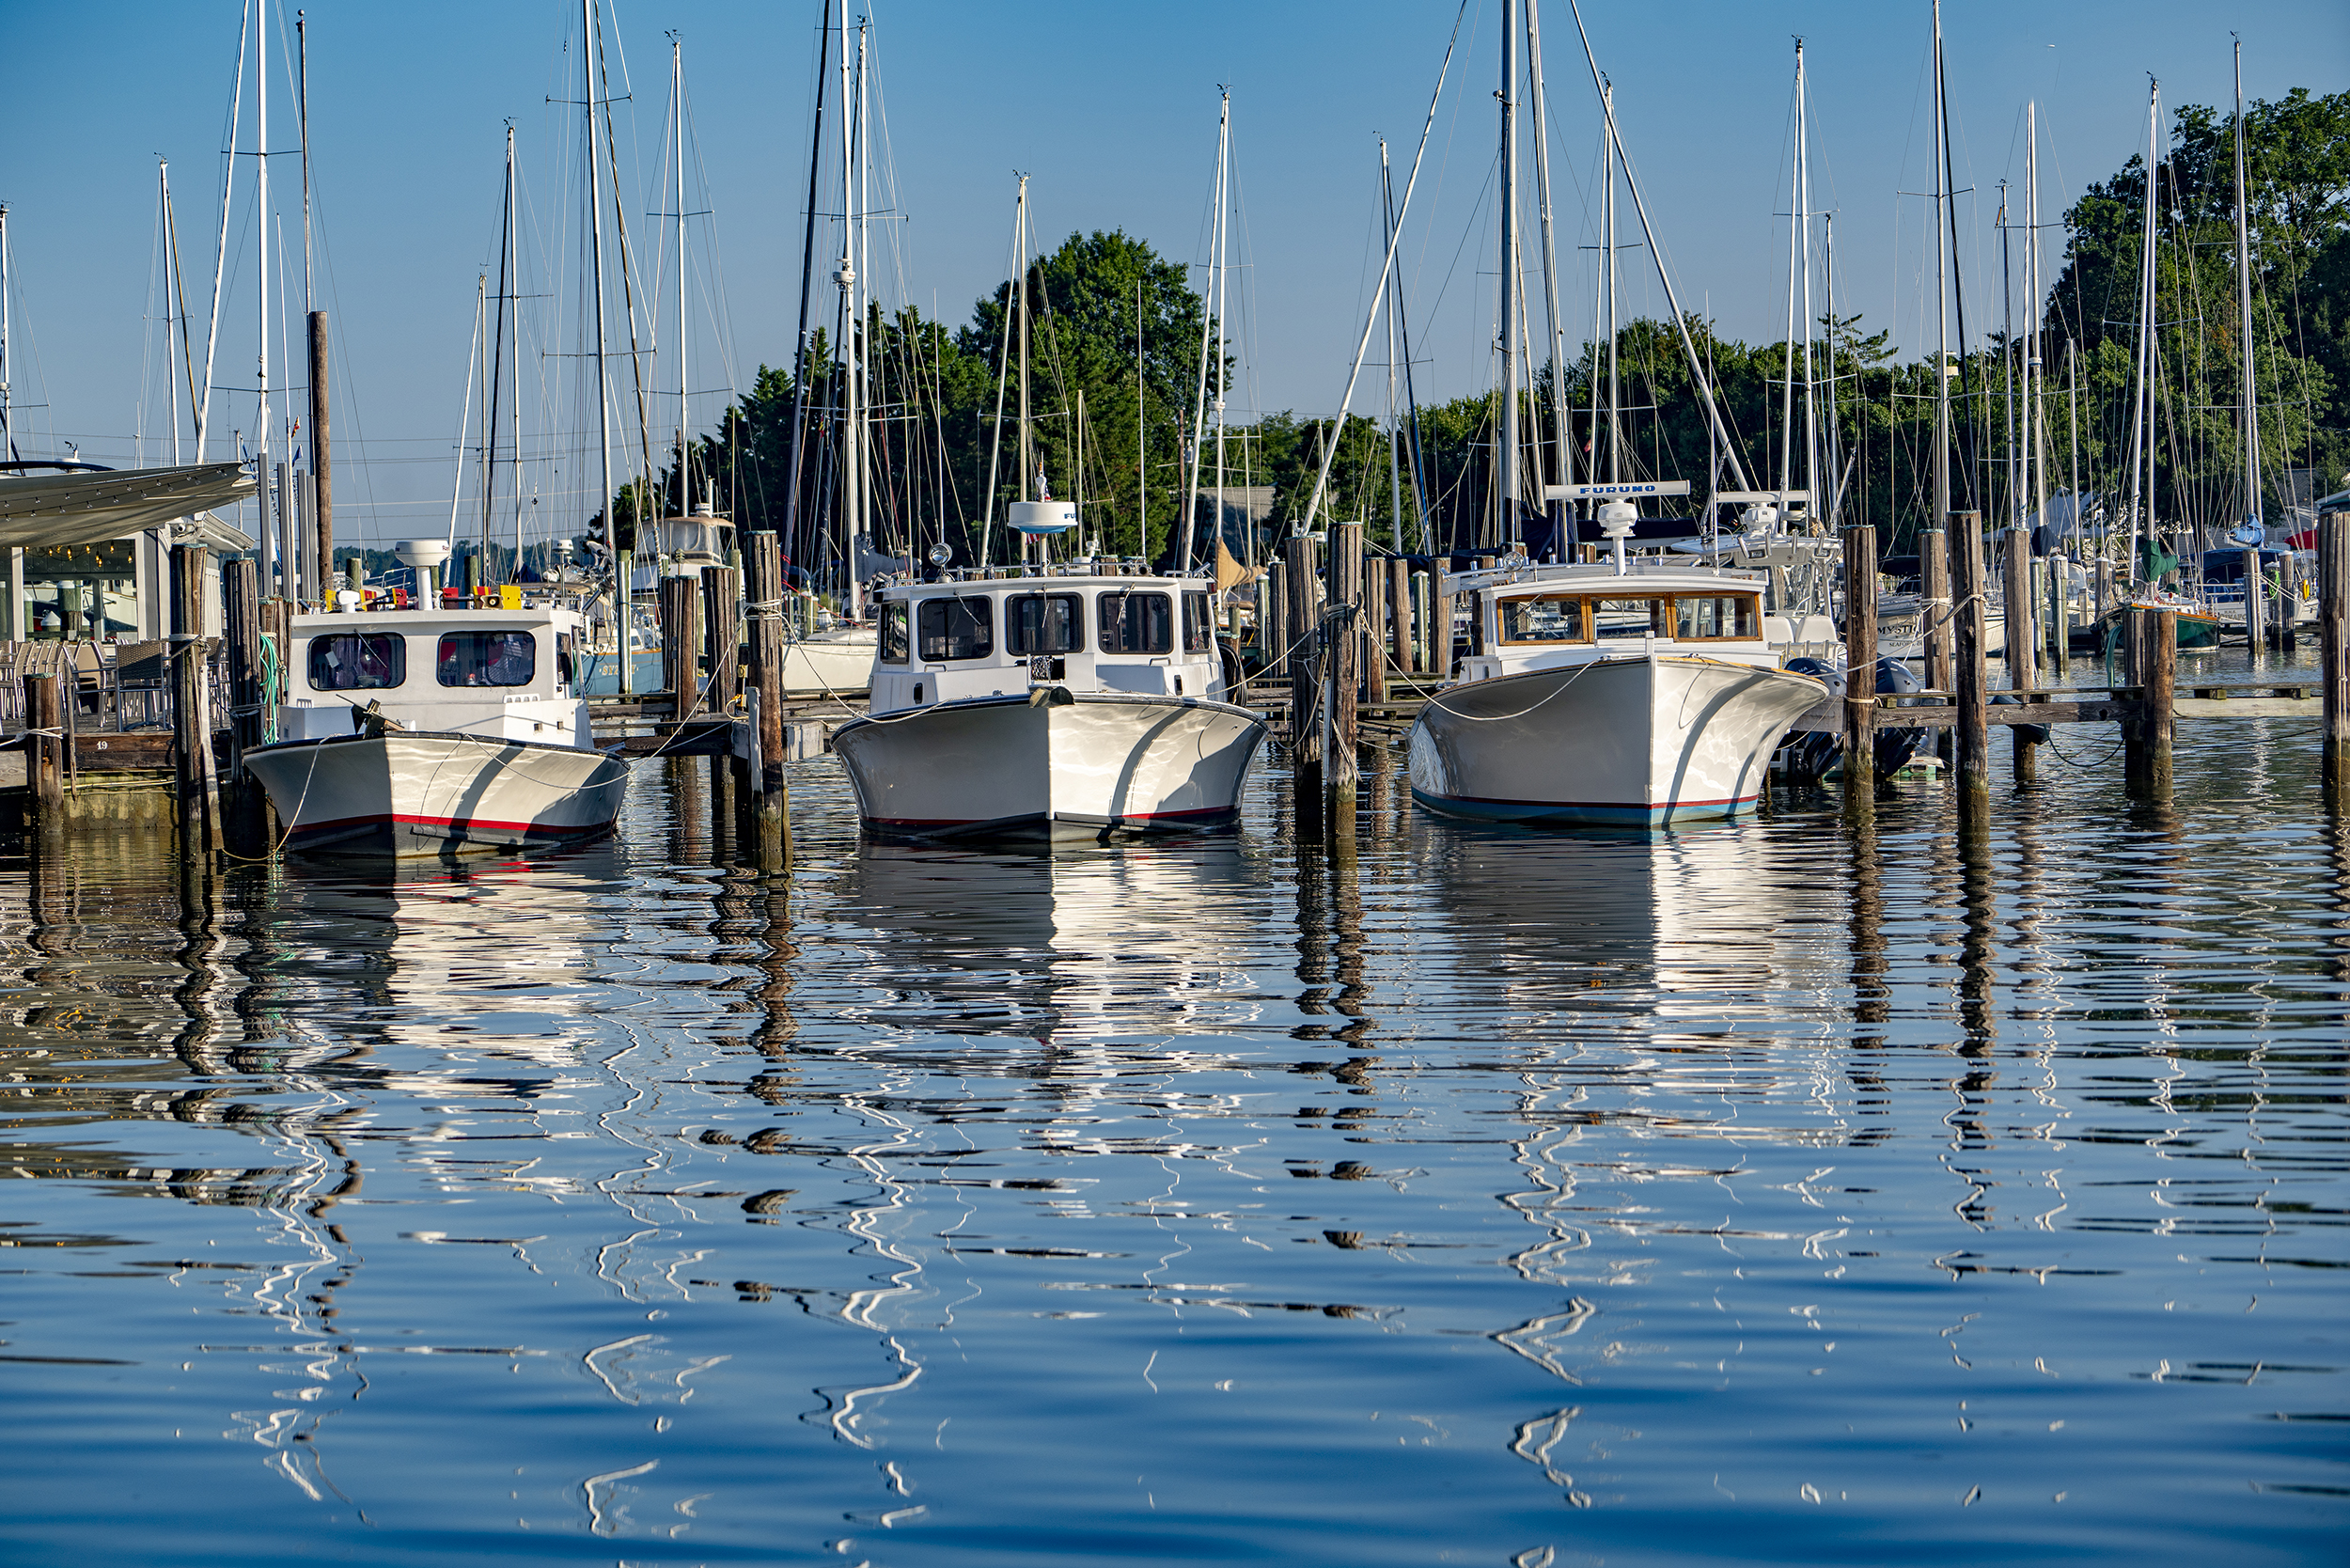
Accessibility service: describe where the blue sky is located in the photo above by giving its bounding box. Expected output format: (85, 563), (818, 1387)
(2, 0), (2342, 544)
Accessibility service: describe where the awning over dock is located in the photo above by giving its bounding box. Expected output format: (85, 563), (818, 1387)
(0, 462), (256, 550)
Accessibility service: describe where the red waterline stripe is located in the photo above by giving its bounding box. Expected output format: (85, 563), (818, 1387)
(290, 810), (605, 838)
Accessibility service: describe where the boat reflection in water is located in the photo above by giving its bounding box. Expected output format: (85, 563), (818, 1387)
(1412, 816), (1855, 1507)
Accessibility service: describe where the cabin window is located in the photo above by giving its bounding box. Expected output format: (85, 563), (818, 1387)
(880, 603), (910, 664)
(1497, 596), (1590, 643)
(437, 630), (537, 688)
(1590, 598), (1668, 639)
(1098, 590), (1173, 654)
(917, 597), (994, 661)
(307, 633), (406, 691)
(1007, 593), (1085, 654)
(556, 632), (575, 688)
(1183, 592), (1215, 653)
(1671, 594), (1759, 640)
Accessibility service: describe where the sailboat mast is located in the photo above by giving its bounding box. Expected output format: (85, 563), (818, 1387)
(1525, 0), (1571, 555)
(1015, 177), (1031, 521)
(1603, 85), (1619, 485)
(834, 0), (860, 607)
(504, 128), (523, 572)
(674, 38), (690, 514)
(2234, 39), (2263, 536)
(1796, 40), (1817, 524)
(1931, 0), (1950, 541)
(1382, 139), (1402, 553)
(1136, 277), (1147, 559)
(257, 0), (275, 593)
(1498, 0), (1521, 549)
(1182, 92), (1226, 574)
(0, 204), (11, 463)
(2122, 78), (2159, 582)
(1823, 210), (1842, 526)
(1778, 41), (1800, 512)
(199, 3), (250, 463)
(2027, 103), (2045, 548)
(781, 4), (828, 574)
(1213, 93), (1230, 572)
(584, 0), (617, 580)
(298, 9), (312, 314)
(484, 133), (512, 559)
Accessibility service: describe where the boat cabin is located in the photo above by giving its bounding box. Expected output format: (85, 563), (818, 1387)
(278, 603), (595, 745)
(1448, 562), (1783, 683)
(869, 574), (1228, 715)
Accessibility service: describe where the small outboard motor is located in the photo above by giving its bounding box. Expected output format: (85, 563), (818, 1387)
(1990, 690), (2051, 746)
(1781, 656), (1928, 781)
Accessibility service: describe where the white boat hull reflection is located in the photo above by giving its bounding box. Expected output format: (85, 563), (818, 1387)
(831, 692), (1265, 841)
(245, 730), (628, 856)
(1409, 654), (1825, 826)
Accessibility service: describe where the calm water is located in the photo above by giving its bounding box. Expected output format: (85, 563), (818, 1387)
(3, 651), (2345, 1566)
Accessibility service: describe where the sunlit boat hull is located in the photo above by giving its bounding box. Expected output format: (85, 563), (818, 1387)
(1408, 654), (1825, 826)
(244, 730), (628, 857)
(831, 692), (1266, 841)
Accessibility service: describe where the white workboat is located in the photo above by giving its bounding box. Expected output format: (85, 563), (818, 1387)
(1408, 556), (1827, 827)
(244, 573), (626, 856)
(829, 572), (1266, 840)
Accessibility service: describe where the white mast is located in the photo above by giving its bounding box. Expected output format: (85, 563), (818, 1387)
(1796, 39), (1817, 525)
(584, 0), (617, 596)
(1931, 0), (1950, 545)
(2234, 39), (2263, 540)
(1382, 138), (1402, 553)
(2025, 102), (2045, 552)
(2122, 78), (2160, 582)
(1778, 41), (1800, 515)
(298, 8), (312, 314)
(1602, 82), (1619, 484)
(198, 2), (250, 463)
(1136, 276), (1146, 560)
(0, 203), (11, 463)
(833, 0), (862, 608)
(257, 0), (277, 594)
(1525, 0), (1573, 555)
(1498, 0), (1520, 549)
(1213, 91), (1231, 572)
(673, 37), (689, 515)
(1183, 90), (1228, 574)
(1014, 179), (1031, 559)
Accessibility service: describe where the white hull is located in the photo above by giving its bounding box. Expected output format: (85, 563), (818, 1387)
(245, 730), (628, 857)
(1409, 654), (1825, 825)
(831, 693), (1266, 840)
(777, 628), (875, 695)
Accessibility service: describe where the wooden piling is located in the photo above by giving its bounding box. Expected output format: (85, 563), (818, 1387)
(2047, 554), (2070, 679)
(170, 543), (218, 854)
(700, 566), (741, 713)
(2319, 511), (2348, 806)
(2002, 530), (2039, 782)
(2243, 544), (2266, 653)
(1329, 523), (1362, 805)
(308, 310), (334, 581)
(659, 575), (701, 713)
(1265, 562), (1288, 677)
(1841, 524), (1877, 813)
(1363, 556), (1387, 705)
(22, 672), (61, 824)
(744, 533), (786, 789)
(222, 557), (265, 779)
(1950, 511), (1990, 816)
(1388, 557), (1412, 678)
(2146, 607), (2176, 798)
(1285, 535), (1321, 819)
